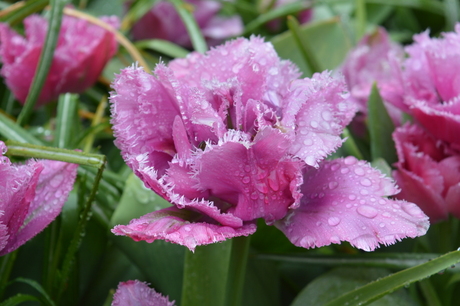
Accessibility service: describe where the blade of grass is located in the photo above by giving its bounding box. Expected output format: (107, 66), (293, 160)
(355, 0), (366, 40)
(17, 0), (69, 126)
(12, 278), (55, 306)
(286, 16), (322, 74)
(0, 112), (43, 145)
(135, 39), (189, 58)
(121, 0), (158, 31)
(243, 1), (312, 35)
(54, 93), (78, 149)
(324, 250), (460, 306)
(0, 0), (48, 23)
(83, 96), (107, 153)
(169, 0), (207, 53)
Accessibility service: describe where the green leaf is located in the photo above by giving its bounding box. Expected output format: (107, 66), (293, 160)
(291, 267), (418, 306)
(243, 1), (312, 34)
(17, 0), (70, 126)
(271, 18), (352, 77)
(286, 16), (322, 74)
(367, 83), (397, 164)
(54, 93), (79, 149)
(0, 112), (43, 145)
(444, 0), (460, 31)
(11, 278), (55, 306)
(0, 294), (41, 306)
(135, 39), (190, 58)
(168, 0), (207, 53)
(121, 0), (158, 31)
(324, 250), (460, 306)
(0, 0), (49, 24)
(225, 236), (251, 306)
(355, 0), (367, 40)
(182, 241), (232, 306)
(110, 173), (185, 304)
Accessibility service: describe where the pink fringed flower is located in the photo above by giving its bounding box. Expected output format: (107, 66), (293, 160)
(110, 37), (429, 251)
(0, 142), (78, 256)
(393, 123), (460, 223)
(403, 24), (460, 149)
(341, 27), (406, 124)
(112, 280), (175, 306)
(131, 0), (243, 48)
(0, 14), (119, 106)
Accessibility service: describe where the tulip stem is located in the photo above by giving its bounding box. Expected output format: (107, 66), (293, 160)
(0, 250), (19, 300)
(181, 240), (232, 306)
(225, 236), (251, 306)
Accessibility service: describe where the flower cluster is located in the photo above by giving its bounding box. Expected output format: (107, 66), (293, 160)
(0, 14), (119, 106)
(110, 36), (429, 251)
(0, 142), (77, 256)
(341, 24), (460, 223)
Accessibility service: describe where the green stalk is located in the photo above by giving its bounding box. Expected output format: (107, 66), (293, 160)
(355, 0), (367, 41)
(5, 141), (104, 169)
(0, 250), (18, 301)
(181, 240), (232, 306)
(225, 236), (251, 306)
(17, 0), (69, 126)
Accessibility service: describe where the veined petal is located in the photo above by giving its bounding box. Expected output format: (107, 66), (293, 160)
(1, 159), (77, 255)
(283, 72), (356, 166)
(275, 157), (429, 251)
(112, 207), (256, 252)
(193, 128), (303, 222)
(112, 280), (175, 306)
(111, 65), (179, 176)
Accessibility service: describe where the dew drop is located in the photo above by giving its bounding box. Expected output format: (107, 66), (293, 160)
(329, 181), (338, 189)
(354, 167), (365, 176)
(344, 156), (356, 165)
(310, 121), (319, 128)
(340, 168), (350, 174)
(379, 222), (386, 228)
(328, 217), (341, 226)
(303, 139), (313, 146)
(349, 194), (357, 200)
(243, 176), (250, 184)
(357, 205), (378, 219)
(402, 203), (424, 217)
(322, 110), (332, 121)
(360, 178), (371, 186)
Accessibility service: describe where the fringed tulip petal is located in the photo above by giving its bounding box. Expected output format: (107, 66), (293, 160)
(112, 280), (175, 306)
(112, 207), (256, 251)
(275, 157), (429, 251)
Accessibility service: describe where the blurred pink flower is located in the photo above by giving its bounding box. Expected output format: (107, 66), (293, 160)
(341, 27), (406, 125)
(393, 123), (460, 223)
(0, 14), (119, 106)
(403, 24), (460, 149)
(0, 141), (78, 256)
(112, 280), (175, 306)
(110, 37), (429, 251)
(131, 0), (242, 48)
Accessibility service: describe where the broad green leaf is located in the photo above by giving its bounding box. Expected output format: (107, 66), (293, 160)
(271, 18), (352, 77)
(367, 84), (397, 165)
(444, 0), (460, 31)
(291, 267), (418, 306)
(241, 259), (279, 306)
(121, 0), (158, 31)
(110, 173), (184, 304)
(325, 250), (460, 306)
(11, 278), (55, 306)
(0, 0), (49, 24)
(371, 158), (392, 178)
(0, 112), (43, 145)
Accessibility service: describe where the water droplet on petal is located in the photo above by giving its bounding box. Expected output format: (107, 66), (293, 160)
(329, 181), (338, 189)
(349, 194), (357, 200)
(357, 205), (378, 218)
(243, 176), (250, 184)
(379, 222), (386, 228)
(344, 156), (356, 165)
(328, 217), (341, 226)
(360, 178), (371, 186)
(303, 139), (313, 146)
(354, 167), (365, 176)
(310, 121), (318, 128)
(402, 203), (424, 217)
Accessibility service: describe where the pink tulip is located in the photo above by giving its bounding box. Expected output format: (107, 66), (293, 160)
(112, 280), (175, 306)
(110, 37), (429, 251)
(393, 123), (460, 223)
(0, 14), (119, 106)
(0, 141), (78, 256)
